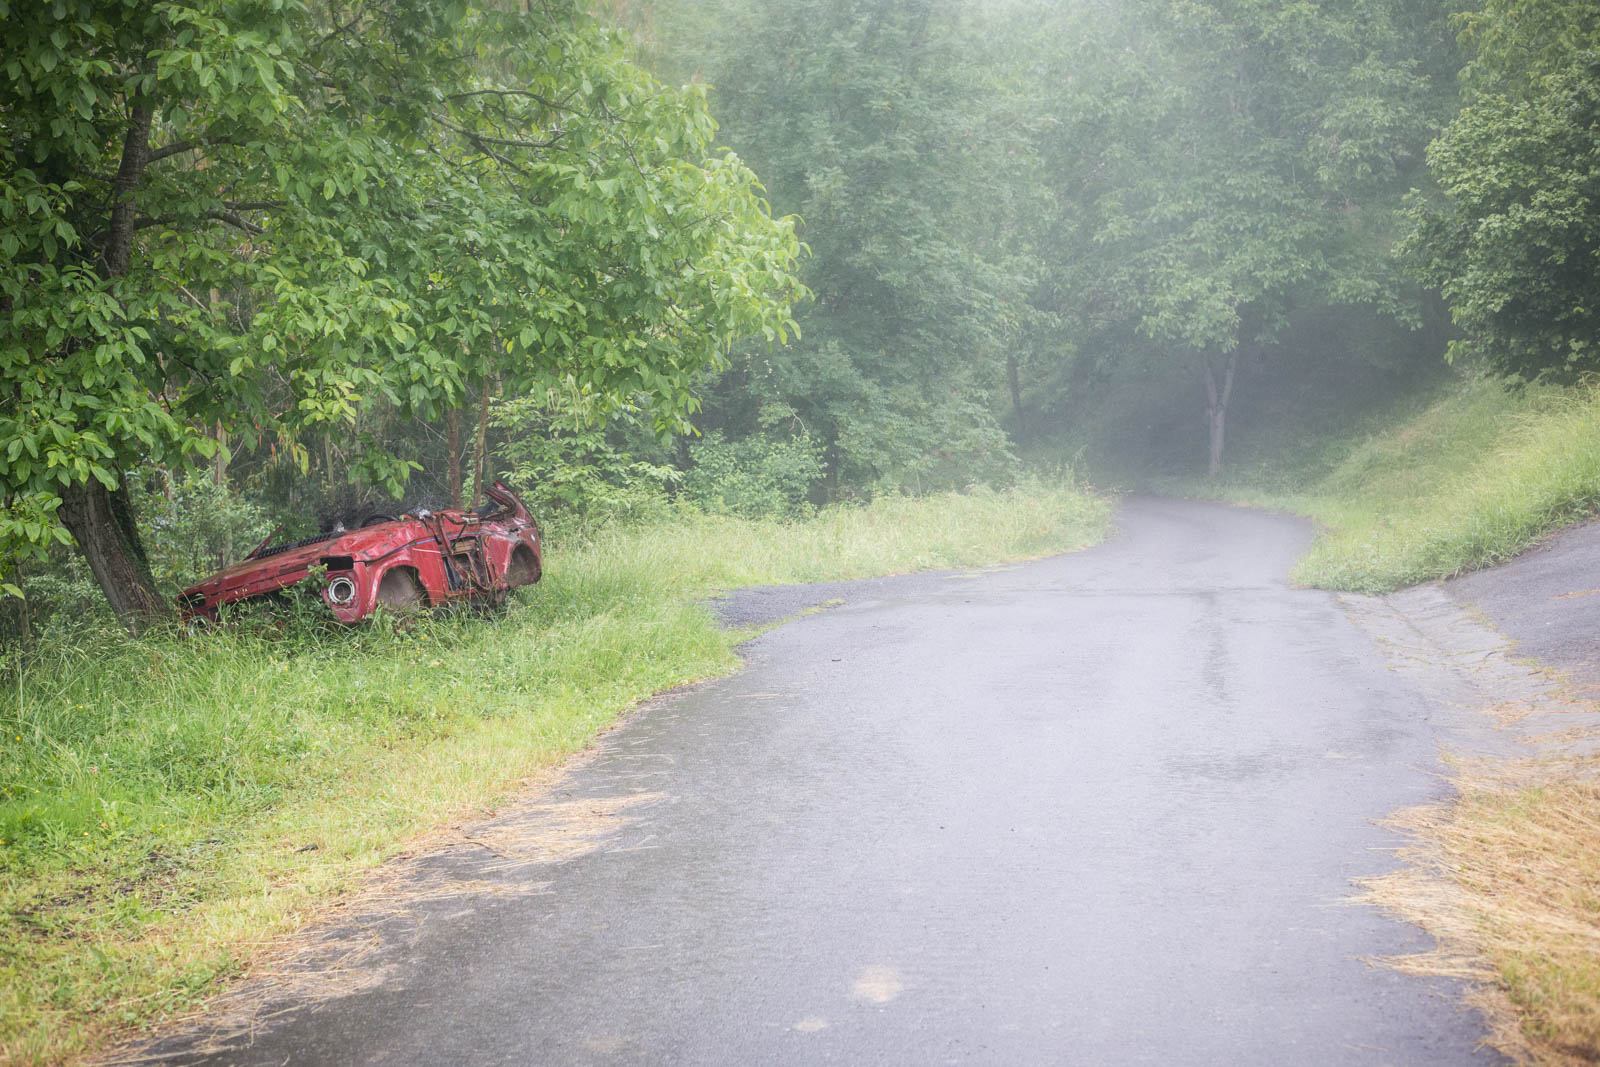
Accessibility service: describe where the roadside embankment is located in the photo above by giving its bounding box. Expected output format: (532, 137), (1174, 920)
(0, 481), (1111, 1066)
(1212, 378), (1600, 594)
(1193, 377), (1600, 1064)
(1432, 523), (1600, 1063)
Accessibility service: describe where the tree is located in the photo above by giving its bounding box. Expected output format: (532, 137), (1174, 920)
(648, 0), (1042, 495)
(1030, 0), (1449, 475)
(0, 0), (802, 630)
(1404, 0), (1600, 382)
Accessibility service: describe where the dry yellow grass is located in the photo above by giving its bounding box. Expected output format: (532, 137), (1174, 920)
(1359, 754), (1600, 1064)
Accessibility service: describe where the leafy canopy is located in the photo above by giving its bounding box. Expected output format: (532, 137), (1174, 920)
(0, 0), (802, 584)
(655, 0), (1042, 494)
(1404, 0), (1600, 382)
(1044, 0), (1440, 357)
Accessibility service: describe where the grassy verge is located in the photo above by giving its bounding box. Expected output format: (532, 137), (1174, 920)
(1203, 378), (1600, 593)
(0, 481), (1110, 1066)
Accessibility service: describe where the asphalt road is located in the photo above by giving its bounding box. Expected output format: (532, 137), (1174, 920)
(1447, 515), (1600, 694)
(144, 497), (1509, 1066)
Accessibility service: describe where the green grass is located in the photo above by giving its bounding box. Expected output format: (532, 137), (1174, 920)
(0, 480), (1110, 1066)
(1202, 378), (1600, 592)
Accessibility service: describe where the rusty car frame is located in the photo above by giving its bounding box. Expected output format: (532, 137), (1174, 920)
(177, 481), (542, 623)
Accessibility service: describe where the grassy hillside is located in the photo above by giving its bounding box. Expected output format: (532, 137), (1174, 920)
(0, 482), (1110, 1065)
(1211, 378), (1600, 592)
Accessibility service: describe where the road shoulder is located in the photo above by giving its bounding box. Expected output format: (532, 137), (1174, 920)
(1343, 522), (1600, 1063)
(1446, 516), (1600, 695)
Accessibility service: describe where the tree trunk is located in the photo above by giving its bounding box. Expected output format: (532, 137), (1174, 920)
(214, 423), (230, 569)
(470, 378), (491, 508)
(58, 480), (169, 633)
(1207, 404), (1227, 478)
(1200, 350), (1238, 479)
(1007, 354), (1026, 437)
(102, 100), (153, 277)
(61, 98), (168, 632)
(447, 406), (462, 510)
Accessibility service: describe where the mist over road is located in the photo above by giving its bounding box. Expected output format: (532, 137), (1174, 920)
(156, 497), (1503, 1065)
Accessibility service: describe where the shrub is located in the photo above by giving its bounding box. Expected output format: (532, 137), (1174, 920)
(680, 431), (826, 519)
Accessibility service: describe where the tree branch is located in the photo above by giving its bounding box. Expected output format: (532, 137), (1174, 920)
(205, 211), (263, 235)
(134, 210), (265, 235)
(437, 115), (566, 150)
(447, 87), (579, 113)
(318, 14), (364, 46)
(147, 134), (238, 164)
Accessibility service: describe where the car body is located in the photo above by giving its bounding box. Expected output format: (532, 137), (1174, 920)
(177, 481), (542, 623)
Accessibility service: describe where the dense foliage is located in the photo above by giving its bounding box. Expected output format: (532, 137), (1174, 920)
(1033, 0), (1454, 473)
(3, 0), (1594, 625)
(1404, 0), (1600, 382)
(623, 0), (1466, 482)
(668, 0), (1039, 495)
(0, 0), (801, 628)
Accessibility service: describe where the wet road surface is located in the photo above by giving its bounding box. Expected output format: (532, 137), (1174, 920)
(147, 497), (1506, 1065)
(1447, 514), (1600, 693)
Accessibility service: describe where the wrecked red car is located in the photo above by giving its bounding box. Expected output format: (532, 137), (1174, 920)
(178, 481), (542, 623)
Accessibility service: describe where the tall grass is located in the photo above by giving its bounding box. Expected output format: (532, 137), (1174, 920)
(0, 481), (1109, 1065)
(565, 481), (1111, 590)
(1213, 379), (1600, 592)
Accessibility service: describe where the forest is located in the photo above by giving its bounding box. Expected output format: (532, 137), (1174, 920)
(2, 0), (1596, 634)
(2, 0), (1599, 1062)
